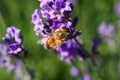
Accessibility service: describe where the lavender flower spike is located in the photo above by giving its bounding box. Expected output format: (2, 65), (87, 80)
(114, 2), (120, 16)
(0, 26), (30, 80)
(98, 22), (114, 43)
(83, 74), (92, 80)
(2, 26), (24, 54)
(32, 0), (84, 62)
(70, 66), (79, 77)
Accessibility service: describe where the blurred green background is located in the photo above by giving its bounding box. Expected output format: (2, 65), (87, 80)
(0, 0), (120, 80)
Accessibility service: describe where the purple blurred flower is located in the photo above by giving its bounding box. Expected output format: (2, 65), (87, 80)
(0, 25), (29, 79)
(0, 43), (30, 79)
(0, 44), (14, 72)
(0, 56), (11, 68)
(0, 43), (22, 72)
(14, 60), (23, 80)
(83, 74), (92, 80)
(0, 43), (8, 56)
(114, 2), (120, 16)
(70, 66), (79, 77)
(0, 43), (10, 68)
(2, 26), (24, 54)
(98, 22), (114, 43)
(0, 42), (30, 79)
(14, 60), (33, 80)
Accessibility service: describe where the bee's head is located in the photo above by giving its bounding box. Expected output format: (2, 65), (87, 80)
(53, 27), (70, 41)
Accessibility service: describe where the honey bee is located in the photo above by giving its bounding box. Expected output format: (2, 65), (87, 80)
(46, 27), (70, 49)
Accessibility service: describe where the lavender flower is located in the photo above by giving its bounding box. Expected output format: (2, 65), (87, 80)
(32, 0), (82, 49)
(13, 61), (33, 80)
(0, 26), (31, 80)
(2, 26), (24, 54)
(98, 22), (115, 43)
(14, 61), (22, 80)
(0, 42), (16, 72)
(32, 0), (85, 63)
(70, 66), (79, 77)
(32, 0), (77, 35)
(0, 50), (30, 80)
(114, 2), (120, 16)
(0, 26), (24, 70)
(0, 43), (11, 69)
(0, 56), (11, 68)
(83, 74), (92, 80)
